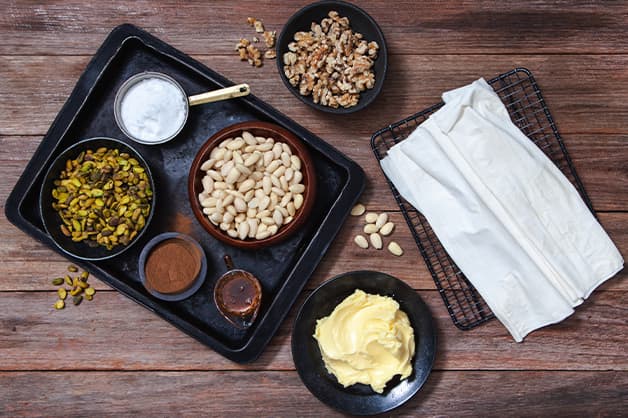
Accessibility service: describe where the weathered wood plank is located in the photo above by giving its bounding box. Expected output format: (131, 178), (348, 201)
(2, 0), (627, 55)
(1, 208), (626, 291)
(2, 132), (627, 212)
(1, 54), (628, 136)
(0, 290), (625, 371)
(1, 370), (625, 416)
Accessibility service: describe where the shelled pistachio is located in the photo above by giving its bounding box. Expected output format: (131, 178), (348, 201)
(51, 147), (152, 250)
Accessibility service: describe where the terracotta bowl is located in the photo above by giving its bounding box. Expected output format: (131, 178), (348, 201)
(188, 121), (317, 249)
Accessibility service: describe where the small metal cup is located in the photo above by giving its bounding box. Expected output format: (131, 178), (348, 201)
(113, 71), (189, 145)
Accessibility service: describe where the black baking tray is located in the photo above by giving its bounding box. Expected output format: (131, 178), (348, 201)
(371, 68), (593, 331)
(5, 24), (365, 363)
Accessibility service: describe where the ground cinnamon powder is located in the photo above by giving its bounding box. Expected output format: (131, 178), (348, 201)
(144, 238), (201, 294)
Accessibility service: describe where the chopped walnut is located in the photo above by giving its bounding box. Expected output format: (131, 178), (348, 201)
(282, 11), (379, 109)
(235, 38), (250, 61)
(236, 37), (262, 67)
(254, 20), (264, 33)
(263, 30), (276, 48)
(246, 44), (263, 67)
(237, 17), (276, 68)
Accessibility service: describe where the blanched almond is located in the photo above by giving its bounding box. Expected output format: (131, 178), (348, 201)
(351, 203), (366, 216)
(354, 234), (368, 249)
(365, 212), (378, 223)
(369, 233), (383, 250)
(380, 222), (395, 236)
(375, 213), (388, 229)
(387, 241), (403, 256)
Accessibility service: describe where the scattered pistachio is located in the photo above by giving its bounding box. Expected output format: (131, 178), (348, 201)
(51, 265), (96, 310)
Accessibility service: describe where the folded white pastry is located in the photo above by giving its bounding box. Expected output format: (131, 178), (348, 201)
(380, 78), (623, 341)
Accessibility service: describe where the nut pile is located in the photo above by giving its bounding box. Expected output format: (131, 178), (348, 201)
(52, 264), (96, 310)
(283, 11), (379, 108)
(350, 203), (403, 256)
(236, 17), (276, 67)
(51, 147), (152, 250)
(198, 131), (305, 240)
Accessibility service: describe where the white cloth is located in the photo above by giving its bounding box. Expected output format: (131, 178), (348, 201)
(380, 78), (623, 341)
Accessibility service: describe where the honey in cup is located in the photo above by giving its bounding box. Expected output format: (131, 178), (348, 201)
(214, 255), (262, 328)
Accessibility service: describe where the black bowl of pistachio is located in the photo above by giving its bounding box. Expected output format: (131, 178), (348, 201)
(40, 137), (155, 261)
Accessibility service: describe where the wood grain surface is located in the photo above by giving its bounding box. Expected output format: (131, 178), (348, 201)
(1, 1), (626, 416)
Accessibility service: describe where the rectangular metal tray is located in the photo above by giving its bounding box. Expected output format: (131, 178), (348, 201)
(371, 68), (593, 331)
(5, 24), (365, 363)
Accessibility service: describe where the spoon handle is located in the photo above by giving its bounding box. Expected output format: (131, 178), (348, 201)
(188, 83), (250, 106)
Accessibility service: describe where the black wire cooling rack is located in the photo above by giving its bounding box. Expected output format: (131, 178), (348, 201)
(370, 68), (594, 330)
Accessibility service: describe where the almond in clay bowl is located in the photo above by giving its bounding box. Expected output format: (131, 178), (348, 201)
(188, 121), (316, 249)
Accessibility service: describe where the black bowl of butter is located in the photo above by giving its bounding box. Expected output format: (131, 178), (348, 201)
(291, 270), (436, 415)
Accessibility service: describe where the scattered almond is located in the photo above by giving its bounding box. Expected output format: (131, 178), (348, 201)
(375, 213), (388, 229)
(354, 234), (368, 249)
(370, 233), (383, 250)
(350, 203), (366, 216)
(380, 221), (395, 236)
(388, 241), (403, 256)
(350, 206), (402, 256)
(365, 212), (378, 223)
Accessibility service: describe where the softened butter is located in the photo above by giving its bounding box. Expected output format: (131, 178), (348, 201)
(314, 289), (415, 393)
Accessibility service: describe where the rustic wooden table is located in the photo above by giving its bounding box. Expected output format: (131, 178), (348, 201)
(1, 1), (626, 416)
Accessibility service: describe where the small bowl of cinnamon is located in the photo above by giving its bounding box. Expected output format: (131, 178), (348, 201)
(139, 232), (207, 301)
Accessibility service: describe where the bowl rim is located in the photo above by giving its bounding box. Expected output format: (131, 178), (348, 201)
(188, 120), (317, 249)
(291, 270), (437, 415)
(138, 232), (208, 302)
(39, 137), (156, 261)
(275, 0), (388, 114)
(113, 71), (189, 145)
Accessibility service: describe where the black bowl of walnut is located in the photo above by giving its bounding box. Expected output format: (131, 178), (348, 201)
(276, 0), (388, 114)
